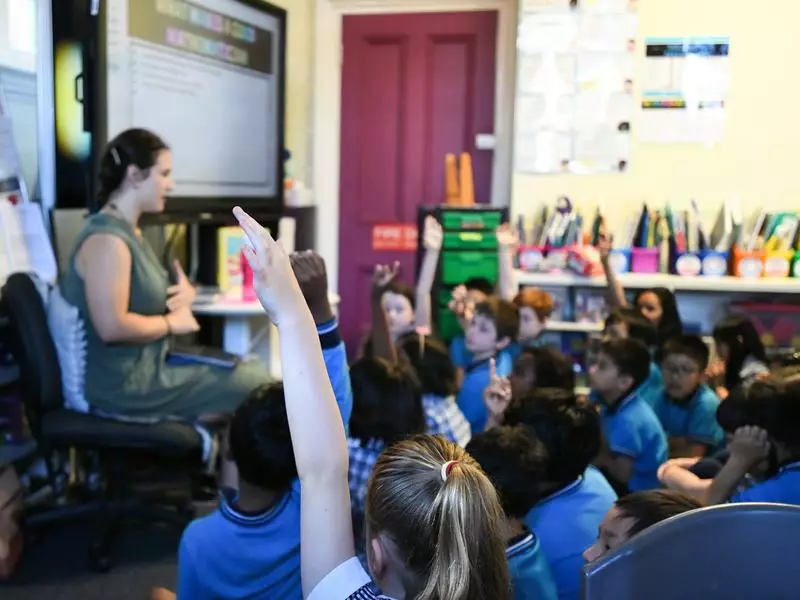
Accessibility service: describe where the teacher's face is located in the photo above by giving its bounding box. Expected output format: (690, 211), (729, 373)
(137, 150), (175, 213)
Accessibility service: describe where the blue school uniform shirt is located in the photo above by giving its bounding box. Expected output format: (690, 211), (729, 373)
(523, 467), (617, 600)
(176, 320), (352, 600)
(507, 531), (559, 600)
(640, 363), (663, 405)
(450, 335), (473, 369)
(506, 336), (550, 363)
(599, 392), (668, 492)
(650, 385), (724, 453)
(731, 461), (800, 505)
(457, 352), (512, 433)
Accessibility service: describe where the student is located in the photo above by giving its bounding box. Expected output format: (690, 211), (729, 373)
(583, 490), (703, 562)
(448, 277), (498, 370)
(603, 307), (662, 400)
(457, 297), (520, 432)
(503, 390), (617, 600)
(509, 288), (555, 359)
(509, 347), (576, 400)
(591, 339), (668, 493)
(651, 336), (724, 458)
(467, 426), (559, 600)
(704, 368), (800, 506)
(162, 251), (351, 600)
(233, 207), (512, 600)
(397, 331), (471, 446)
(709, 316), (769, 400)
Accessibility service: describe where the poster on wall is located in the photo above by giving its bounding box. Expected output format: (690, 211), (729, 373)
(639, 37), (730, 144)
(514, 0), (638, 175)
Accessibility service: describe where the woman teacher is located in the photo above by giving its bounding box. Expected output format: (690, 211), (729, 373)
(61, 128), (267, 419)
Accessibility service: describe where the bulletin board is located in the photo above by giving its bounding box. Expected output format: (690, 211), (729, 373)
(514, 0), (639, 175)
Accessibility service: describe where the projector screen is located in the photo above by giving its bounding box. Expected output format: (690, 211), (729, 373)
(103, 0), (284, 203)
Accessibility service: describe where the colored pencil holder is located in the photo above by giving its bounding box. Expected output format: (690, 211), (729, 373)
(763, 250), (794, 278)
(631, 247), (659, 274)
(732, 246), (765, 279)
(544, 246), (570, 271)
(518, 246), (546, 272)
(607, 249), (631, 274)
(673, 252), (703, 277)
(702, 251), (729, 277)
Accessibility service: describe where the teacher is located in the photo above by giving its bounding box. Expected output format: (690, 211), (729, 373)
(61, 128), (267, 419)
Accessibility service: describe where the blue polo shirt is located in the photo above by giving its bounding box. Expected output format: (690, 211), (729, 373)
(599, 392), (668, 492)
(639, 363), (663, 405)
(651, 385), (724, 453)
(523, 467), (617, 600)
(731, 461), (800, 505)
(176, 320), (352, 600)
(450, 335), (473, 369)
(456, 352), (512, 433)
(506, 531), (559, 600)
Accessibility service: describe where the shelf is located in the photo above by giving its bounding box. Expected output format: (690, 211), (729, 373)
(546, 321), (603, 333)
(516, 271), (800, 294)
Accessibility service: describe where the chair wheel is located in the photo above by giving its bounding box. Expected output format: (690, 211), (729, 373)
(89, 541), (113, 573)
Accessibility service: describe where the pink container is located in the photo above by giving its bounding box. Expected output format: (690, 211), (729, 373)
(631, 248), (659, 273)
(241, 250), (257, 302)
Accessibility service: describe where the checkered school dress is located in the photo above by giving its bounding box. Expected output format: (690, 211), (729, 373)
(348, 438), (386, 518)
(422, 394), (472, 447)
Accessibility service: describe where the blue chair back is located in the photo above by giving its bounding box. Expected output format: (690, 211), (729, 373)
(582, 502), (800, 600)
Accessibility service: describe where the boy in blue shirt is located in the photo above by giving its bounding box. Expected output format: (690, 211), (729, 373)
(705, 368), (800, 506)
(591, 338), (668, 493)
(161, 252), (352, 600)
(467, 425), (558, 600)
(456, 296), (519, 432)
(652, 336), (724, 457)
(602, 307), (662, 403)
(449, 277), (496, 370)
(503, 389), (617, 600)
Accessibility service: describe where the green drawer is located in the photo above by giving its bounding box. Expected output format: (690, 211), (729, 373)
(441, 251), (498, 285)
(441, 211), (503, 231)
(438, 308), (463, 342)
(443, 231), (498, 251)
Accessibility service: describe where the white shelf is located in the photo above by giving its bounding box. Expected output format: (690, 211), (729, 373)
(546, 321), (603, 333)
(516, 271), (800, 294)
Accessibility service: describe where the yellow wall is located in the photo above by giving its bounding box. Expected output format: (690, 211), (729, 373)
(269, 0), (313, 183)
(511, 0), (800, 232)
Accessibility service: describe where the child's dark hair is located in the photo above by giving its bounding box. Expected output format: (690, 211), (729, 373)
(474, 297), (520, 343)
(513, 347), (576, 391)
(349, 357), (426, 445)
(660, 335), (710, 371)
(464, 277), (495, 297)
(713, 316), (767, 391)
(383, 278), (415, 308)
(228, 383), (297, 492)
(599, 338), (651, 391)
(604, 307), (658, 348)
(96, 128), (168, 209)
(397, 332), (458, 398)
(513, 287), (554, 321)
(367, 434), (512, 600)
(504, 389), (601, 488)
(467, 425), (549, 518)
(615, 490), (703, 537)
(634, 287), (682, 344)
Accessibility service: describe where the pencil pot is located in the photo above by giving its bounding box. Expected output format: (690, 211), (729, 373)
(543, 246), (570, 272)
(607, 249), (631, 274)
(732, 247), (765, 279)
(673, 252), (702, 277)
(764, 250), (794, 278)
(630, 248), (659, 274)
(701, 251), (729, 277)
(518, 246), (546, 272)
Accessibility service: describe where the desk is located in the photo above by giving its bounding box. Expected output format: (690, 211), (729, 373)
(192, 293), (341, 379)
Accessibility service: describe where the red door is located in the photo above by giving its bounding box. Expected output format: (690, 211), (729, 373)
(338, 11), (498, 354)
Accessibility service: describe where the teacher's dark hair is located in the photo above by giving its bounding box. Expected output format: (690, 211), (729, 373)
(96, 128), (169, 209)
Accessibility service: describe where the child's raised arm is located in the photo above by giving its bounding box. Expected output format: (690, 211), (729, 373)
(598, 235), (628, 309)
(370, 262), (400, 363)
(415, 216), (443, 331)
(496, 223), (518, 302)
(234, 207), (354, 597)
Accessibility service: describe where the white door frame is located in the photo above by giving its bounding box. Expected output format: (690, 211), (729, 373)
(312, 0), (517, 292)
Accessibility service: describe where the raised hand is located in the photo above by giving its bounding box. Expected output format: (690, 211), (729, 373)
(166, 259), (197, 312)
(233, 206), (305, 326)
(291, 250), (333, 325)
(372, 262), (400, 299)
(597, 235), (612, 260)
(728, 426), (771, 469)
(484, 358), (512, 427)
(496, 223), (519, 249)
(423, 216), (443, 252)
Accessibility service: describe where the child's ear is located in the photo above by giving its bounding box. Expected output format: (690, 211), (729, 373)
(368, 535), (387, 579)
(496, 336), (511, 350)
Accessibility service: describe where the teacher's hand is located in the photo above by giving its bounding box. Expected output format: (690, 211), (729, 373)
(167, 259), (197, 312)
(166, 306), (200, 336)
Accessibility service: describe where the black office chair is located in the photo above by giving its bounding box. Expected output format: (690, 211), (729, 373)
(0, 273), (207, 572)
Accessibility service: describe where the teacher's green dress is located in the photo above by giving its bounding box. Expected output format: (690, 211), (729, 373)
(61, 213), (268, 418)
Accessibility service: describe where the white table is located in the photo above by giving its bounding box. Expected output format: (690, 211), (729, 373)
(192, 292), (340, 379)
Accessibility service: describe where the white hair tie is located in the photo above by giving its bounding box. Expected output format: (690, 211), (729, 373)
(441, 460), (459, 482)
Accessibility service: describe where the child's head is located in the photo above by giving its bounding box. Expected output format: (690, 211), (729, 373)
(513, 288), (554, 341)
(659, 335), (709, 400)
(583, 490), (702, 562)
(603, 307), (658, 349)
(590, 339), (650, 402)
(713, 316), (767, 388)
(397, 332), (458, 398)
(228, 383), (296, 493)
(381, 279), (416, 337)
(467, 425), (549, 520)
(366, 434), (512, 600)
(634, 287), (682, 342)
(466, 297), (519, 357)
(349, 357), (426, 445)
(509, 347), (575, 399)
(505, 389), (601, 489)
(464, 277), (495, 305)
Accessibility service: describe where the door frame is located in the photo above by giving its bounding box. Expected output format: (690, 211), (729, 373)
(312, 0), (517, 292)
